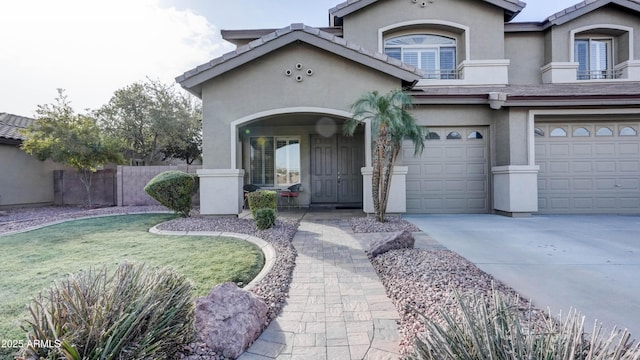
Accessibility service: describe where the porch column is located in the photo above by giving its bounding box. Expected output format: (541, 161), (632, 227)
(197, 169), (245, 215)
(361, 166), (408, 214)
(492, 165), (539, 217)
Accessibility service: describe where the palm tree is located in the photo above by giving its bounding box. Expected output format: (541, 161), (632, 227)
(344, 89), (424, 222)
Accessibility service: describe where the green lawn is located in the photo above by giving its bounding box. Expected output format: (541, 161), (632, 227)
(0, 213), (265, 347)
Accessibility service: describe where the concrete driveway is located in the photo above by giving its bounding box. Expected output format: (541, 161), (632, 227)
(404, 214), (640, 338)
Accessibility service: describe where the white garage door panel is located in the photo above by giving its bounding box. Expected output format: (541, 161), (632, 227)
(536, 122), (640, 214)
(405, 127), (489, 214)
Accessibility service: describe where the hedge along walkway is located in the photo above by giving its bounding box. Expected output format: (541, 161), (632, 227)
(239, 209), (401, 360)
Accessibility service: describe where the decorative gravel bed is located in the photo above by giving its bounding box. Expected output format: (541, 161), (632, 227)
(349, 215), (420, 233)
(349, 216), (548, 357)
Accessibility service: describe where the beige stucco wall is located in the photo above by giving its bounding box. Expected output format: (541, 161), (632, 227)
(547, 7), (640, 63)
(200, 43), (401, 169)
(506, 32), (545, 84)
(0, 145), (54, 207)
(410, 105), (495, 127)
(341, 0), (506, 60)
(505, 108), (529, 166)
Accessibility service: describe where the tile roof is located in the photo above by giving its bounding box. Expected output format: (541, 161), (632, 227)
(410, 83), (640, 106)
(0, 112), (34, 144)
(329, 0), (526, 21)
(545, 0), (640, 26)
(414, 83), (640, 97)
(177, 23), (424, 96)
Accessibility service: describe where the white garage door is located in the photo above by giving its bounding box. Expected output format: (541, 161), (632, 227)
(536, 122), (640, 214)
(404, 127), (489, 214)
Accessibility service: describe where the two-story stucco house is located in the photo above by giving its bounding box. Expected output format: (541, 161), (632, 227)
(177, 0), (640, 216)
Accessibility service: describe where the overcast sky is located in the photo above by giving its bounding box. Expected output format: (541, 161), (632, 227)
(1, 0), (582, 117)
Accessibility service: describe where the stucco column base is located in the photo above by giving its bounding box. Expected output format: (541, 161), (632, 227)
(362, 166), (408, 215)
(197, 169), (245, 215)
(492, 165), (539, 216)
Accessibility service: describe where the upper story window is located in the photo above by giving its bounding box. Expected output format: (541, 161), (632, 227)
(384, 34), (457, 79)
(575, 38), (614, 80)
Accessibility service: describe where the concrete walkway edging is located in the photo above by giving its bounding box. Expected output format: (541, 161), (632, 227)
(148, 225), (276, 291)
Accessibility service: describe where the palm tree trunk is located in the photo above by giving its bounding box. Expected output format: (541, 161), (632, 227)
(380, 144), (400, 223)
(372, 140), (383, 222)
(373, 124), (389, 222)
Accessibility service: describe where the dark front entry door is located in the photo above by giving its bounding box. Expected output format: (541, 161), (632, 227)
(311, 134), (364, 204)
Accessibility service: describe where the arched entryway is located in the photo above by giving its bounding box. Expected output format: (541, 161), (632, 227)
(232, 109), (366, 208)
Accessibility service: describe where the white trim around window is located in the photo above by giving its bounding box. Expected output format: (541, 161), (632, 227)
(569, 24), (634, 63)
(378, 20), (470, 62)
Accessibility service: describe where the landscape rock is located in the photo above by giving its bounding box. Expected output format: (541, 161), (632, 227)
(367, 229), (415, 258)
(195, 282), (268, 359)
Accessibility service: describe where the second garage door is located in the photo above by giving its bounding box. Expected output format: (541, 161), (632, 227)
(404, 127), (490, 214)
(535, 122), (640, 214)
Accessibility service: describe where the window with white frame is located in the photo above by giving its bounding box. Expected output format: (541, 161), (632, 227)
(250, 137), (300, 186)
(574, 38), (613, 80)
(384, 34), (457, 79)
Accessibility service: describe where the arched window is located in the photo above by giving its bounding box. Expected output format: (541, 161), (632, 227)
(596, 127), (613, 136)
(572, 127), (590, 137)
(535, 128), (545, 137)
(426, 131), (440, 140)
(620, 127), (638, 136)
(447, 131), (462, 140)
(550, 128), (567, 137)
(384, 34), (457, 79)
(467, 131), (483, 139)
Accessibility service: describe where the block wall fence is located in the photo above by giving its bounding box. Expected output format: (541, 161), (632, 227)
(53, 165), (201, 207)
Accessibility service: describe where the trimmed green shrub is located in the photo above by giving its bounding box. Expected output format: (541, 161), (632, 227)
(255, 208), (276, 230)
(19, 262), (195, 360)
(144, 170), (198, 217)
(412, 289), (640, 360)
(248, 190), (277, 218)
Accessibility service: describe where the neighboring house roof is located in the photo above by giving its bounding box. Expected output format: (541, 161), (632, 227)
(0, 112), (34, 146)
(177, 23), (424, 97)
(410, 83), (640, 107)
(545, 0), (640, 26)
(329, 0), (526, 22)
(221, 27), (343, 46)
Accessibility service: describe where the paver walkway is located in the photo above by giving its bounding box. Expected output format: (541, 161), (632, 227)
(239, 210), (401, 360)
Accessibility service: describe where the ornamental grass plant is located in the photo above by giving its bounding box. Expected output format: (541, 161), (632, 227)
(412, 289), (640, 360)
(18, 262), (194, 360)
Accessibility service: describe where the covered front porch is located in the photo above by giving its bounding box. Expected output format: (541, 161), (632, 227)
(199, 110), (370, 215)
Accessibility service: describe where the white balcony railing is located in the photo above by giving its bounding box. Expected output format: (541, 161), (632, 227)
(422, 69), (462, 80)
(577, 69), (623, 80)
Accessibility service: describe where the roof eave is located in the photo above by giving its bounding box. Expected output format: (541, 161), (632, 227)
(177, 27), (422, 93)
(221, 27), (344, 45)
(0, 137), (22, 146)
(330, 0), (526, 23)
(505, 95), (640, 107)
(409, 92), (640, 107)
(546, 0), (640, 27)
